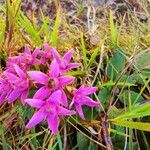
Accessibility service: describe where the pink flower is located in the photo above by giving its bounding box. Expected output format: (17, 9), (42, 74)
(25, 90), (75, 134)
(22, 45), (42, 69)
(0, 74), (12, 105)
(28, 60), (75, 106)
(70, 85), (100, 119)
(4, 65), (29, 104)
(7, 55), (26, 73)
(39, 42), (53, 63)
(52, 49), (80, 74)
(7, 45), (42, 72)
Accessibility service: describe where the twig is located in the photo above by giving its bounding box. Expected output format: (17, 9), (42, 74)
(63, 122), (67, 150)
(102, 114), (113, 150)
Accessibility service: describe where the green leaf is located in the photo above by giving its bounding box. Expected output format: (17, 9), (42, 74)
(110, 10), (118, 46)
(65, 71), (85, 76)
(109, 106), (120, 119)
(56, 133), (63, 150)
(112, 120), (150, 132)
(120, 90), (144, 106)
(86, 36), (106, 69)
(0, 124), (9, 150)
(80, 32), (88, 67)
(51, 8), (60, 46)
(77, 132), (89, 150)
(134, 53), (150, 70)
(141, 70), (150, 78)
(107, 50), (126, 80)
(17, 12), (42, 45)
(127, 73), (145, 85)
(98, 81), (135, 88)
(114, 102), (150, 120)
(98, 87), (111, 108)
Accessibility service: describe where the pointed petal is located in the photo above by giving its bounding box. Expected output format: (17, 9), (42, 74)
(44, 42), (52, 53)
(77, 86), (97, 95)
(32, 47), (41, 57)
(33, 58), (42, 65)
(8, 88), (22, 103)
(0, 94), (6, 105)
(33, 86), (51, 99)
(75, 104), (85, 119)
(58, 106), (76, 116)
(25, 44), (31, 55)
(62, 50), (72, 63)
(4, 72), (19, 82)
(61, 90), (68, 106)
(48, 90), (62, 104)
(28, 71), (48, 84)
(26, 108), (46, 128)
(81, 96), (100, 107)
(25, 98), (45, 108)
(59, 76), (75, 87)
(14, 64), (26, 78)
(50, 60), (59, 77)
(52, 48), (61, 63)
(67, 63), (81, 70)
(7, 56), (22, 64)
(47, 114), (59, 135)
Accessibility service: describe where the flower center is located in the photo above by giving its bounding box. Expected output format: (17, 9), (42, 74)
(46, 106), (51, 112)
(60, 62), (67, 69)
(47, 78), (56, 89)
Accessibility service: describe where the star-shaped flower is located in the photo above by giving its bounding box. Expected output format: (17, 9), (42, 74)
(52, 49), (80, 74)
(70, 85), (100, 119)
(25, 90), (75, 134)
(28, 60), (75, 106)
(22, 45), (42, 69)
(5, 65), (29, 104)
(39, 42), (53, 63)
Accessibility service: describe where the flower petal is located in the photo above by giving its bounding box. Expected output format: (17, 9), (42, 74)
(26, 108), (46, 128)
(33, 58), (42, 65)
(50, 60), (59, 77)
(4, 72), (19, 82)
(61, 90), (68, 106)
(75, 104), (85, 119)
(0, 93), (6, 105)
(25, 98), (45, 108)
(76, 85), (97, 95)
(14, 64), (26, 78)
(58, 106), (76, 116)
(58, 76), (75, 87)
(81, 96), (100, 107)
(33, 86), (51, 99)
(25, 44), (31, 55)
(47, 114), (59, 135)
(28, 71), (48, 84)
(48, 90), (62, 104)
(67, 63), (81, 70)
(44, 42), (52, 53)
(32, 47), (41, 57)
(8, 88), (22, 103)
(52, 48), (61, 63)
(62, 50), (72, 64)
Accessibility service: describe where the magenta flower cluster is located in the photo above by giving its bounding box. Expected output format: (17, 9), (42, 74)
(0, 43), (100, 134)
